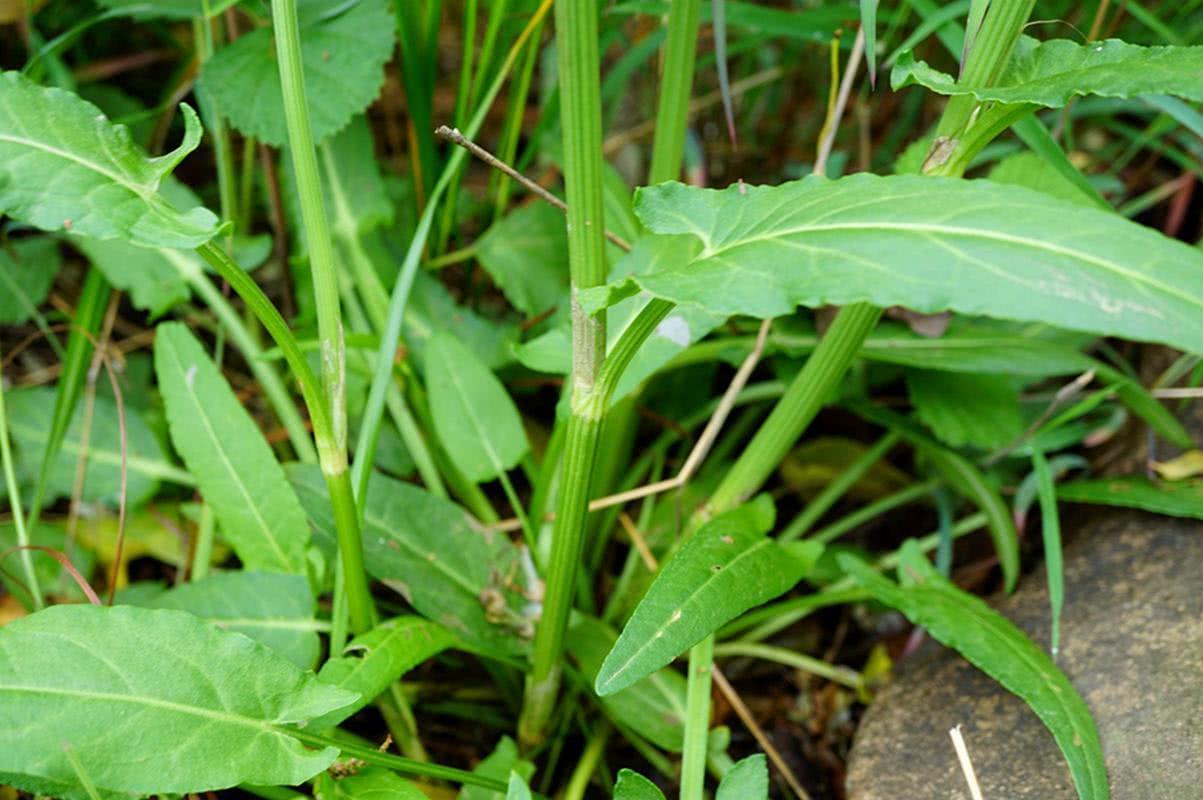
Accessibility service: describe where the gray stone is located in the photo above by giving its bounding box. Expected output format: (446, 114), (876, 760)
(846, 512), (1203, 799)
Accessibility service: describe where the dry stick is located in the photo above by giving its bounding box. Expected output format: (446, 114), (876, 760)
(949, 725), (986, 800)
(435, 125), (633, 251)
(0, 545), (103, 605)
(814, 26), (866, 178)
(617, 519), (811, 800)
(485, 317), (773, 533)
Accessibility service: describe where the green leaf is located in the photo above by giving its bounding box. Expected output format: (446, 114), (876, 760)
(141, 571), (321, 669)
(596, 497), (821, 695)
(0, 71), (219, 248)
(907, 370), (1023, 449)
(839, 543), (1108, 800)
(1031, 449), (1064, 657)
(0, 238), (60, 324)
(613, 0), (854, 44)
(987, 152), (1099, 208)
(94, 0), (240, 19)
(893, 36), (1203, 108)
(426, 332), (528, 483)
(0, 604), (356, 795)
(506, 773), (533, 800)
(0, 520), (97, 608)
(475, 202), (569, 317)
(566, 615), (686, 752)
(1057, 476), (1203, 518)
(288, 465), (535, 658)
(311, 616), (456, 729)
(406, 271), (518, 372)
(612, 769), (666, 800)
(458, 737), (533, 800)
(7, 386), (180, 507)
(580, 176), (1203, 359)
(201, 0), (395, 147)
(860, 0), (878, 84)
(319, 115), (394, 239)
(155, 323), (310, 574)
(716, 754), (768, 800)
(317, 768), (427, 800)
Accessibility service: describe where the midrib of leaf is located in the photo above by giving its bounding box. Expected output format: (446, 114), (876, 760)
(209, 617), (328, 632)
(0, 684), (282, 732)
(707, 221), (1198, 315)
(601, 538), (776, 690)
(0, 132), (150, 197)
(159, 342), (292, 569)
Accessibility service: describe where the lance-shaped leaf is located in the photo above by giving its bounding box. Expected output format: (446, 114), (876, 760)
(288, 465), (535, 658)
(96, 0), (241, 18)
(143, 571), (321, 669)
(426, 332), (528, 483)
(310, 616), (456, 729)
(613, 770), (666, 800)
(581, 176), (1203, 358)
(155, 323), (310, 574)
(596, 497), (822, 695)
(717, 755), (768, 800)
(0, 604), (356, 795)
(0, 71), (218, 248)
(839, 543), (1108, 800)
(201, 0), (394, 147)
(893, 36), (1203, 107)
(1057, 476), (1203, 519)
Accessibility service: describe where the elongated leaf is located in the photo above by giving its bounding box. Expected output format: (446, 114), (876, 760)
(1057, 476), (1203, 519)
(0, 71), (218, 248)
(311, 616), (455, 729)
(893, 36), (1203, 107)
(0, 238), (60, 324)
(612, 770), (666, 800)
(987, 152), (1098, 208)
(614, 0), (854, 44)
(426, 332), (528, 483)
(716, 754), (768, 800)
(289, 465), (535, 657)
(201, 0), (394, 146)
(567, 615), (686, 752)
(7, 386), (179, 507)
(1032, 449), (1064, 657)
(579, 176), (1203, 359)
(142, 572), (320, 669)
(597, 497), (821, 695)
(860, 0), (878, 84)
(0, 604), (356, 795)
(96, 0), (240, 19)
(840, 543), (1108, 800)
(506, 773), (533, 800)
(458, 737), (533, 800)
(155, 323), (310, 574)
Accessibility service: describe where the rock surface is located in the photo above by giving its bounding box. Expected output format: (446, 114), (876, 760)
(846, 511), (1203, 799)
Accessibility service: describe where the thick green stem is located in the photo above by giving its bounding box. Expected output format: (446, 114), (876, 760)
(647, 0), (702, 184)
(680, 633), (714, 800)
(519, 0), (620, 741)
(270, 0), (373, 633)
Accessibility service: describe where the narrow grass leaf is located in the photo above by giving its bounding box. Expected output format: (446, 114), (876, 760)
(426, 332), (528, 483)
(0, 605), (356, 795)
(859, 0), (878, 85)
(1057, 476), (1203, 519)
(579, 176), (1203, 360)
(142, 571), (321, 669)
(716, 754), (768, 800)
(0, 71), (218, 248)
(94, 0), (240, 19)
(613, 770), (667, 800)
(311, 616), (456, 729)
(288, 465), (535, 658)
(894, 37), (1203, 107)
(1031, 449), (1064, 657)
(567, 615), (687, 752)
(840, 543), (1108, 800)
(155, 323), (310, 574)
(596, 497), (822, 695)
(713, 0), (737, 143)
(201, 0), (394, 146)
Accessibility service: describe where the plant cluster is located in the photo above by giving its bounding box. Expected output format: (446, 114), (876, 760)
(0, 1), (1201, 799)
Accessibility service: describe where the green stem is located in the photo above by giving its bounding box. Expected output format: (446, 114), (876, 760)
(192, 9), (237, 233)
(712, 642), (863, 690)
(0, 346), (42, 609)
(192, 502), (215, 582)
(562, 722), (610, 800)
(809, 478), (939, 545)
(680, 633), (714, 800)
(269, 0), (373, 633)
(647, 0), (702, 184)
